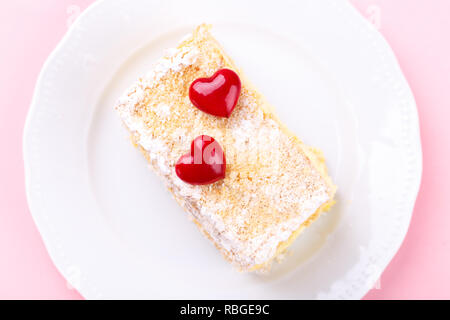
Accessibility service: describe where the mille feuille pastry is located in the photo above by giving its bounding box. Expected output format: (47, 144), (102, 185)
(115, 24), (336, 272)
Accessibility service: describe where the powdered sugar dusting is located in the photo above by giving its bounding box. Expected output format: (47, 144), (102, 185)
(144, 45), (199, 88)
(154, 103), (171, 119)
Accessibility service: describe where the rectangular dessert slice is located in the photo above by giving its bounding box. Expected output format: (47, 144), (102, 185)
(115, 24), (336, 271)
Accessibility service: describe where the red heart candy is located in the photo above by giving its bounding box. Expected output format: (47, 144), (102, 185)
(175, 135), (226, 185)
(189, 68), (241, 118)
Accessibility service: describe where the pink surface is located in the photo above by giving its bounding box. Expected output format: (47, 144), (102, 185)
(0, 0), (448, 300)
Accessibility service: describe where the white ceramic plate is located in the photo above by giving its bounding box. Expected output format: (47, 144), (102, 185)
(24, 0), (422, 299)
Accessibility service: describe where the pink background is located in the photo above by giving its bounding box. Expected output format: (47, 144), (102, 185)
(0, 0), (449, 300)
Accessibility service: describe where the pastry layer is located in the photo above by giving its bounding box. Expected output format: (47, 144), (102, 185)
(116, 24), (336, 271)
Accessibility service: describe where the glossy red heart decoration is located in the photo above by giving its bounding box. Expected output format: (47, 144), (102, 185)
(189, 68), (241, 118)
(175, 135), (226, 185)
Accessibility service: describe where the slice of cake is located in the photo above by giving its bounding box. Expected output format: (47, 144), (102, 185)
(115, 24), (336, 271)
